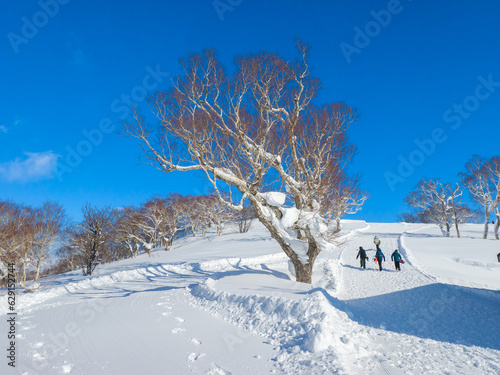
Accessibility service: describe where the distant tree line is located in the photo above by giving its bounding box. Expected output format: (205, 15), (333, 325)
(399, 155), (500, 239)
(0, 193), (255, 290)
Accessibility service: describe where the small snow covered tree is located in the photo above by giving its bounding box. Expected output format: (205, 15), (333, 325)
(323, 178), (368, 232)
(404, 179), (455, 237)
(115, 206), (143, 258)
(138, 196), (171, 253)
(460, 156), (500, 239)
(124, 42), (361, 283)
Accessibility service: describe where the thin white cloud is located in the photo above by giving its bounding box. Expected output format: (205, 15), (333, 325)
(0, 151), (60, 182)
(0, 125), (7, 133)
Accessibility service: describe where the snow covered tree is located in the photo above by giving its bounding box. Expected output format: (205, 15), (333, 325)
(123, 42), (361, 283)
(115, 206), (143, 258)
(404, 179), (455, 237)
(323, 178), (368, 232)
(203, 194), (236, 236)
(460, 156), (500, 239)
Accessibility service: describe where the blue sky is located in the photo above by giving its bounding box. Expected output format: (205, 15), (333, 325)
(1, 0), (500, 223)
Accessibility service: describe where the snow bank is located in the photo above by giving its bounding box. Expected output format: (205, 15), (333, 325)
(189, 277), (372, 356)
(401, 228), (500, 290)
(0, 266), (168, 316)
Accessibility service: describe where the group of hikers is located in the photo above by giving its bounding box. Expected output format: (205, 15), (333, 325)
(355, 236), (404, 272)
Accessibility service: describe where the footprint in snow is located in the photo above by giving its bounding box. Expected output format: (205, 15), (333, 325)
(187, 352), (206, 362)
(171, 327), (185, 334)
(174, 316), (184, 323)
(62, 363), (73, 373)
(204, 364), (232, 374)
(190, 338), (201, 345)
(33, 342), (44, 349)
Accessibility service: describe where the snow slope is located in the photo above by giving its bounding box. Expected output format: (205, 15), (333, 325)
(1, 221), (499, 374)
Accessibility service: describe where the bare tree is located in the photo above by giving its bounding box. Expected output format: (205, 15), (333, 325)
(68, 204), (115, 276)
(397, 212), (424, 223)
(323, 178), (368, 232)
(460, 156), (500, 239)
(404, 179), (454, 237)
(115, 206), (143, 258)
(447, 183), (463, 238)
(29, 202), (67, 284)
(182, 195), (215, 237)
(488, 157), (500, 239)
(0, 201), (30, 288)
(454, 204), (481, 225)
(123, 42), (361, 283)
(204, 194), (235, 236)
(237, 205), (255, 233)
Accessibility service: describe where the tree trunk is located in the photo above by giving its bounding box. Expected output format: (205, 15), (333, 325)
(292, 260), (313, 284)
(249, 199), (320, 284)
(34, 260), (41, 283)
(483, 208), (489, 239)
(452, 197), (460, 238)
(495, 211), (500, 240)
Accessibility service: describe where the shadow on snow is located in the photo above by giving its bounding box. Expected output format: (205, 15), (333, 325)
(339, 283), (500, 351)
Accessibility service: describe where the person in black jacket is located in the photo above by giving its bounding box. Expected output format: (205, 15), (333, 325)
(356, 246), (368, 269)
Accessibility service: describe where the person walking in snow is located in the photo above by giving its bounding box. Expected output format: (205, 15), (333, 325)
(391, 249), (403, 271)
(373, 236), (381, 248)
(356, 246), (368, 269)
(374, 247), (385, 271)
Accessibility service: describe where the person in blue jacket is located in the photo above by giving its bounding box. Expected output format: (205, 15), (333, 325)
(375, 247), (385, 271)
(391, 249), (403, 271)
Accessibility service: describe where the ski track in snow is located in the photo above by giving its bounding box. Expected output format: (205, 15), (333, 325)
(1, 222), (499, 374)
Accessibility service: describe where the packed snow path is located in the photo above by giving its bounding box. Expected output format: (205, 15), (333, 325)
(1, 222), (499, 374)
(334, 223), (500, 350)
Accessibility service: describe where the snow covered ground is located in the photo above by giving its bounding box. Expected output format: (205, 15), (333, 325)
(1, 220), (499, 374)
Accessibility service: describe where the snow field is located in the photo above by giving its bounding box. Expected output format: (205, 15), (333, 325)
(1, 221), (499, 374)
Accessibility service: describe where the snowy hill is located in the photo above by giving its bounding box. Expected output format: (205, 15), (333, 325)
(1, 221), (499, 375)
